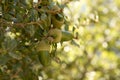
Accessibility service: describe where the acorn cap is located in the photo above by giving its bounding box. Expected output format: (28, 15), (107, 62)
(51, 14), (64, 28)
(51, 5), (61, 11)
(36, 40), (50, 51)
(49, 29), (62, 43)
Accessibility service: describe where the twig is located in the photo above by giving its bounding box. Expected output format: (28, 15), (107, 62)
(0, 19), (43, 27)
(35, 8), (63, 14)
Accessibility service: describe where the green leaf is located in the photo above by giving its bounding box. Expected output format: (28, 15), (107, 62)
(25, 25), (35, 37)
(71, 40), (80, 47)
(2, 37), (17, 52)
(3, 13), (13, 21)
(0, 54), (11, 65)
(29, 8), (38, 21)
(8, 51), (22, 60)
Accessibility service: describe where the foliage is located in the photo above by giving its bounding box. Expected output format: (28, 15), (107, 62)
(0, 0), (120, 80)
(0, 0), (74, 79)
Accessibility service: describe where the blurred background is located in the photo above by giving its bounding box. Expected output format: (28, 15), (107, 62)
(0, 0), (120, 80)
(40, 0), (120, 80)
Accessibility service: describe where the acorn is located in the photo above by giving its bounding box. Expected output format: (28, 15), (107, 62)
(36, 40), (50, 51)
(36, 40), (51, 66)
(38, 51), (50, 66)
(48, 28), (62, 43)
(61, 31), (74, 41)
(51, 14), (64, 29)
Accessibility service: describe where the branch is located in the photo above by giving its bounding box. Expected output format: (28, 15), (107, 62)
(35, 7), (63, 15)
(0, 19), (43, 27)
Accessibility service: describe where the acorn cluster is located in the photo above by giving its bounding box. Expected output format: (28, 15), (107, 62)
(0, 0), (74, 66)
(35, 1), (74, 66)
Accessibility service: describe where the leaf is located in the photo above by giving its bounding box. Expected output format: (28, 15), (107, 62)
(16, 13), (23, 22)
(40, 13), (50, 30)
(41, 13), (47, 21)
(0, 54), (11, 65)
(29, 8), (38, 21)
(3, 13), (13, 21)
(2, 37), (17, 52)
(8, 51), (22, 60)
(71, 40), (80, 47)
(25, 25), (35, 37)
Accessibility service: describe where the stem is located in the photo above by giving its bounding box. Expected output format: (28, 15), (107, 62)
(0, 18), (43, 27)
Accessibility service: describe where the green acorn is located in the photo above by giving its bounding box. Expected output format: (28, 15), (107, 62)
(52, 14), (64, 29)
(61, 31), (74, 41)
(36, 40), (50, 51)
(38, 51), (50, 66)
(36, 40), (51, 66)
(48, 29), (62, 43)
